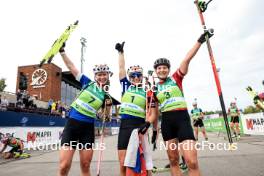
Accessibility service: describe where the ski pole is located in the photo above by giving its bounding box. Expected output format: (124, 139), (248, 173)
(147, 70), (155, 114)
(146, 70), (159, 151)
(96, 118), (105, 176)
(149, 70), (159, 151)
(194, 0), (233, 144)
(144, 76), (151, 114)
(96, 96), (112, 176)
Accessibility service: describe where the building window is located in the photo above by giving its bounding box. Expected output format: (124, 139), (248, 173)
(61, 81), (81, 106)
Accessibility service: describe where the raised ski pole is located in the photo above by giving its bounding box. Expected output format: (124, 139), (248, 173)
(194, 0), (233, 144)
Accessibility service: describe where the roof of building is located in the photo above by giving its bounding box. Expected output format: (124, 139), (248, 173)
(61, 71), (120, 105)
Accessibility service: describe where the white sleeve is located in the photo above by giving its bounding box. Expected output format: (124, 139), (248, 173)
(75, 72), (83, 82)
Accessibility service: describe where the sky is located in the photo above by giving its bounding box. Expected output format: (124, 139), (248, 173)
(0, 0), (263, 111)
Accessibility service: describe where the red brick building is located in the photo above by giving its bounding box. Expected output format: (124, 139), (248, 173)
(16, 63), (82, 104)
(16, 63), (120, 107)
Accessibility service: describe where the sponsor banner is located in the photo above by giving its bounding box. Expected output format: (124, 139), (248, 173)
(241, 113), (264, 135)
(203, 116), (244, 134)
(204, 113), (220, 120)
(203, 118), (225, 132)
(0, 127), (63, 149)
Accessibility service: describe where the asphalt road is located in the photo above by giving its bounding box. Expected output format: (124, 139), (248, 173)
(0, 132), (264, 176)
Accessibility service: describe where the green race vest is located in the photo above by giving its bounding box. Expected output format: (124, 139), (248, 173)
(230, 107), (238, 117)
(119, 85), (146, 118)
(191, 108), (202, 120)
(9, 138), (20, 148)
(71, 82), (106, 118)
(155, 77), (187, 112)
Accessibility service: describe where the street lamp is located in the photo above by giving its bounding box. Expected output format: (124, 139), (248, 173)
(80, 37), (87, 74)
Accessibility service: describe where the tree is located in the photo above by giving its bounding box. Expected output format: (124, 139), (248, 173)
(204, 111), (215, 115)
(243, 105), (262, 114)
(0, 78), (7, 92)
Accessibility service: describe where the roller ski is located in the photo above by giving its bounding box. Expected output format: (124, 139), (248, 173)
(152, 165), (170, 173)
(246, 86), (264, 110)
(152, 162), (188, 174)
(223, 130), (241, 141)
(232, 134), (241, 141)
(225, 134), (240, 141)
(39, 20), (79, 67)
(14, 151), (31, 159)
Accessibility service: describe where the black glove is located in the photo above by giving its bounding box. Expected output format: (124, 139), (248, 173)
(151, 130), (157, 144)
(115, 42), (125, 53)
(138, 121), (150, 135)
(198, 29), (214, 44)
(254, 95), (260, 104)
(59, 42), (66, 53)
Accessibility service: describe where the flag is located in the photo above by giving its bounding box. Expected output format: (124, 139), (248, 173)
(126, 142), (147, 176)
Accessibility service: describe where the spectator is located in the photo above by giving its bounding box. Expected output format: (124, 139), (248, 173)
(27, 96), (36, 108)
(48, 99), (53, 111)
(64, 105), (70, 118)
(22, 90), (30, 108)
(16, 89), (22, 101)
(55, 101), (60, 112)
(16, 90), (23, 108)
(61, 104), (66, 118)
(51, 101), (56, 114)
(2, 96), (9, 106)
(0, 94), (1, 105)
(1, 95), (9, 110)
